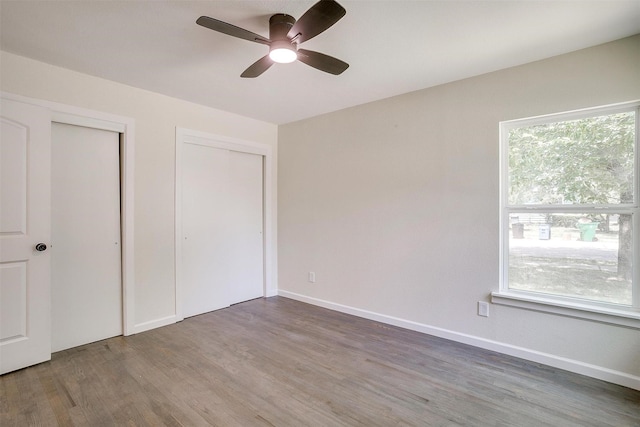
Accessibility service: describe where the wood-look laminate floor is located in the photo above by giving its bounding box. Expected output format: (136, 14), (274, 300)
(2, 296), (639, 426)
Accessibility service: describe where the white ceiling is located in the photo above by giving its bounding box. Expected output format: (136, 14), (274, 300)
(1, 1), (639, 124)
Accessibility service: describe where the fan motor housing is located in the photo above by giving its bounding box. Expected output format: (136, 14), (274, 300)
(269, 14), (295, 41)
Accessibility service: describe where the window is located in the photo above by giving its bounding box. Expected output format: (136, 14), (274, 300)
(495, 102), (639, 325)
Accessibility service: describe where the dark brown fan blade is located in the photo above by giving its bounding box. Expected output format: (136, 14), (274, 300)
(287, 0), (346, 44)
(297, 49), (348, 75)
(241, 55), (274, 78)
(197, 16), (271, 45)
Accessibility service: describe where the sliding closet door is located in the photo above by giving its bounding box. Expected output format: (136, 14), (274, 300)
(227, 150), (264, 305)
(51, 123), (122, 352)
(182, 144), (231, 317)
(181, 143), (264, 318)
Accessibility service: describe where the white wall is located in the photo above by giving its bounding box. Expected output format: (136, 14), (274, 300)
(0, 50), (278, 330)
(278, 35), (640, 388)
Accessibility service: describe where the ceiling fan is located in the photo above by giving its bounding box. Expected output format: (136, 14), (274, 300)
(196, 0), (349, 78)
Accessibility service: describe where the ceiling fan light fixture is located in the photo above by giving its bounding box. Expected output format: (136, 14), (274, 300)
(196, 0), (348, 77)
(269, 40), (297, 63)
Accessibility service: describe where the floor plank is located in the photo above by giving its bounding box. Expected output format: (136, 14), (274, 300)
(1, 296), (639, 426)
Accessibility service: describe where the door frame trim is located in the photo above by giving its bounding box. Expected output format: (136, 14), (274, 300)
(1, 91), (136, 336)
(175, 127), (274, 322)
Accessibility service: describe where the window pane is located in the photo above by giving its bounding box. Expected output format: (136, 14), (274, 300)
(508, 111), (635, 205)
(508, 213), (632, 305)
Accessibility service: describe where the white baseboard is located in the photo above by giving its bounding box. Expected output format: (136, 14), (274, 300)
(277, 290), (640, 391)
(133, 315), (178, 335)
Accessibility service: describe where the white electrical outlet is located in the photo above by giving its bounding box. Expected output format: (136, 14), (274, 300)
(478, 301), (489, 317)
(308, 272), (316, 283)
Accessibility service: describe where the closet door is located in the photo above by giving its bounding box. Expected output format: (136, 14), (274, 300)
(227, 150), (264, 305)
(51, 123), (122, 352)
(181, 143), (263, 318)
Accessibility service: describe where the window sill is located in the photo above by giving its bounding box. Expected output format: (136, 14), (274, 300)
(491, 291), (640, 329)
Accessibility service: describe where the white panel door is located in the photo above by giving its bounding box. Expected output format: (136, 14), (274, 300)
(51, 123), (122, 352)
(0, 98), (51, 375)
(181, 143), (264, 318)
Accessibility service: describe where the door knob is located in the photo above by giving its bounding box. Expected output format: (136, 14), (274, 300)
(35, 243), (47, 252)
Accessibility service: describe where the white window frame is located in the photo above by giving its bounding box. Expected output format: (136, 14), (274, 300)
(492, 101), (640, 329)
